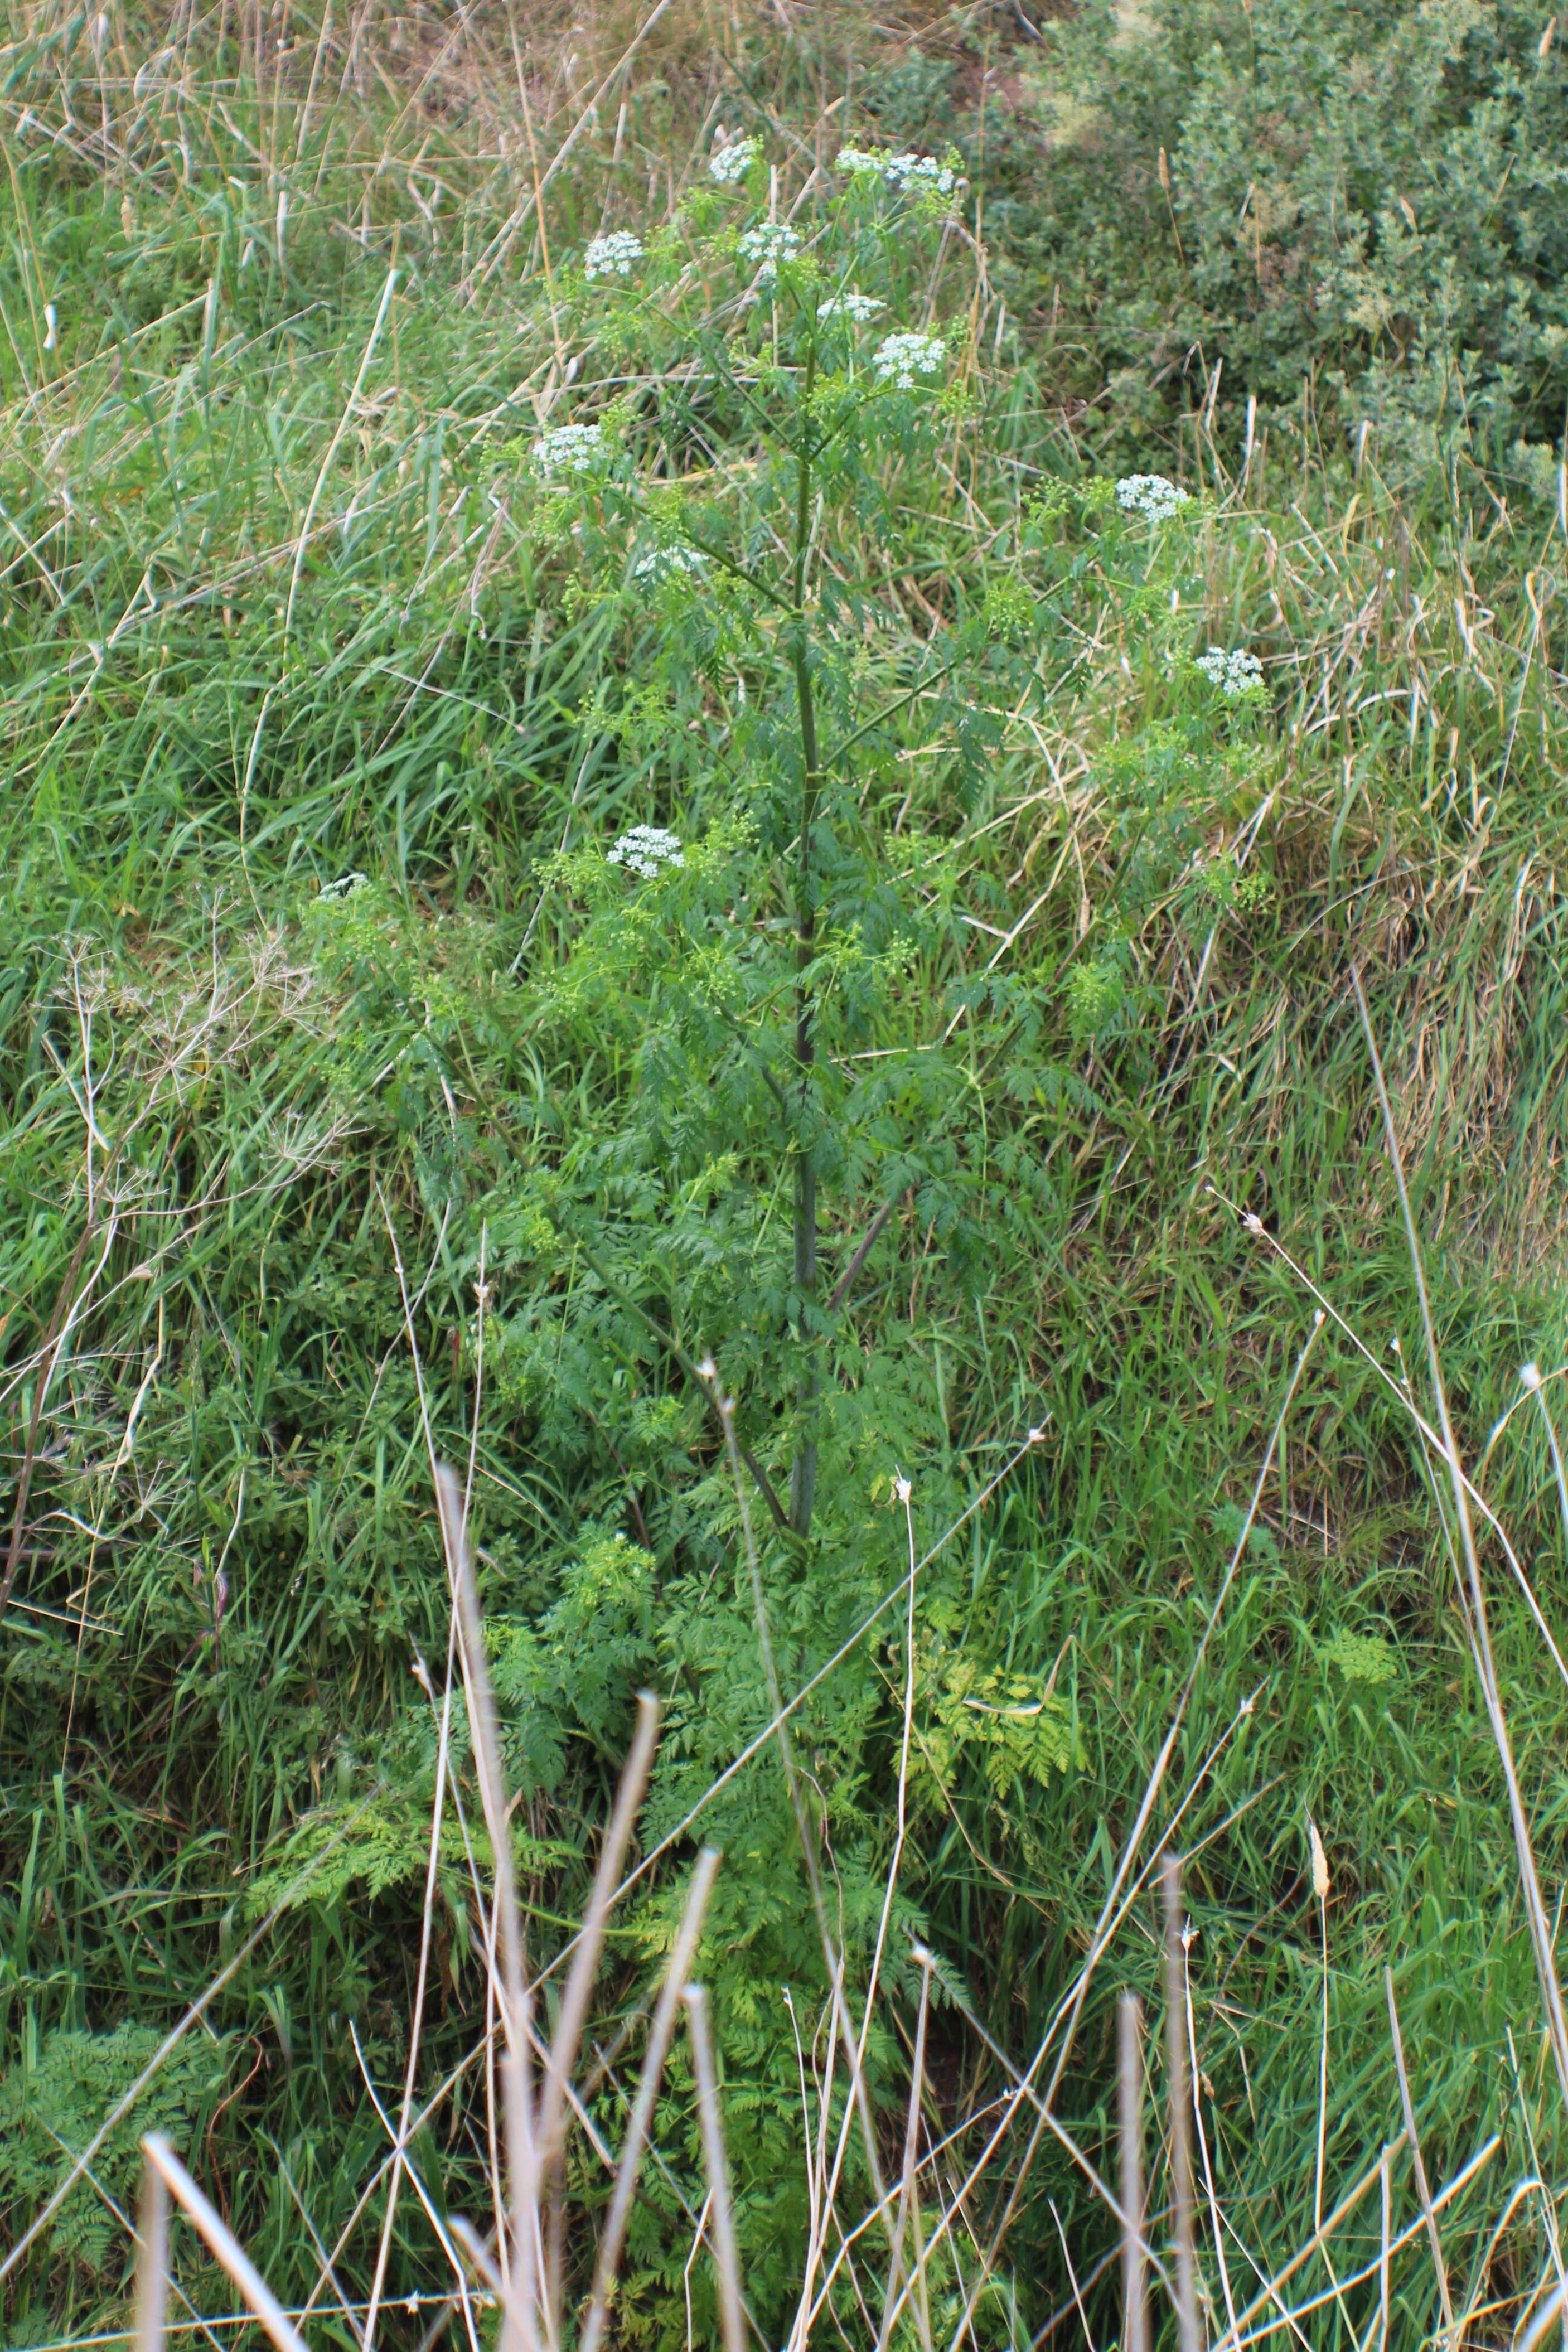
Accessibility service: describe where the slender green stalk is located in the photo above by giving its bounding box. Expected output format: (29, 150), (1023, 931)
(789, 342), (821, 1541)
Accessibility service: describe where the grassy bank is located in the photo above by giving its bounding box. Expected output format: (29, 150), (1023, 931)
(2, 0), (1568, 2344)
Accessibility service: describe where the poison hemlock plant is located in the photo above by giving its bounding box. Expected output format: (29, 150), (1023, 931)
(0, 2027), (232, 2283)
(519, 146), (1045, 1548)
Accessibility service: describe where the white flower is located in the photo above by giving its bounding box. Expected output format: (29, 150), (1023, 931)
(632, 544), (708, 582)
(817, 291), (885, 322)
(872, 331), (946, 389)
(886, 152), (959, 196)
(1116, 472), (1190, 522)
(738, 220), (800, 284)
(533, 422), (609, 476)
(1194, 647), (1265, 697)
(318, 872), (369, 902)
(838, 148), (960, 197)
(584, 230), (643, 281)
(709, 136), (760, 185)
(607, 825), (685, 879)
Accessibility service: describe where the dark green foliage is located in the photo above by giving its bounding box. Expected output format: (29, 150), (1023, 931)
(0, 2025), (231, 2286)
(904, 0), (1568, 482)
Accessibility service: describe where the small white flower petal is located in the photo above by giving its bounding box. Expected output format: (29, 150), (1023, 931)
(872, 331), (946, 387)
(584, 230), (644, 281)
(533, 422), (609, 476)
(607, 824), (685, 878)
(817, 291), (885, 322)
(738, 220), (800, 284)
(709, 136), (760, 185)
(1116, 472), (1190, 522)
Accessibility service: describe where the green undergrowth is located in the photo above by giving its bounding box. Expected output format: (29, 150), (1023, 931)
(2, 1), (1568, 2345)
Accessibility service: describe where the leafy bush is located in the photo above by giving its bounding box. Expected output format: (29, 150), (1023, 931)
(959, 0), (1568, 478)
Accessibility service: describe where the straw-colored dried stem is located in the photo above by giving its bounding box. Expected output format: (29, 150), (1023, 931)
(1120, 1995), (1149, 2352)
(1384, 1967), (1456, 2349)
(541, 1691), (660, 2332)
(684, 1984), (747, 2352)
(1161, 1855), (1202, 2352)
(876, 1946), (933, 2352)
(1185, 1959), (1239, 2343)
(579, 1845), (722, 2352)
(364, 1615), (459, 2352)
(132, 2148), (170, 2352)
(1376, 2146), (1392, 2352)
(140, 2134), (309, 2352)
(435, 1459), (538, 2352)
(451, 2214), (536, 2349)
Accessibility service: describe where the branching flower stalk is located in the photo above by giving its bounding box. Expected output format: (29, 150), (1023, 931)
(550, 167), (974, 1550)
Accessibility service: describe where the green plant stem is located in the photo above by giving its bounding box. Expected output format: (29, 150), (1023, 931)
(569, 1237), (795, 1538)
(790, 342), (821, 1541)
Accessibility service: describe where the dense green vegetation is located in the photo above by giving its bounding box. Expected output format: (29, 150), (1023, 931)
(3, 0), (1568, 2343)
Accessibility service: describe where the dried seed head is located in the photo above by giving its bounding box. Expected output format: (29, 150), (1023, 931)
(1308, 1818), (1329, 1901)
(1521, 1361), (1543, 1391)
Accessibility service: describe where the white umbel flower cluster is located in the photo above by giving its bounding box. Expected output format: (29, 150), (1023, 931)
(872, 331), (946, 388)
(1116, 472), (1190, 521)
(709, 136), (760, 185)
(1194, 647), (1265, 696)
(888, 152), (958, 195)
(533, 422), (608, 476)
(632, 544), (708, 583)
(608, 825), (685, 878)
(836, 148), (959, 196)
(738, 221), (800, 283)
(817, 291), (885, 322)
(584, 230), (643, 280)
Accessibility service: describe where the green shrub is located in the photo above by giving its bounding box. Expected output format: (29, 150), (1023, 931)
(955, 0), (1568, 479)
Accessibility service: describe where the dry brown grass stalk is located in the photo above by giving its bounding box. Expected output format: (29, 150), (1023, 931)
(435, 1459), (538, 2352)
(1119, 1995), (1148, 2352)
(579, 1846), (720, 2352)
(1161, 1855), (1202, 2352)
(683, 1985), (747, 2352)
(137, 2137), (309, 2352)
(540, 1690), (661, 2331)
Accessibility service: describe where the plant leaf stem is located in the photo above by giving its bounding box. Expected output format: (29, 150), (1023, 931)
(790, 337), (822, 1540)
